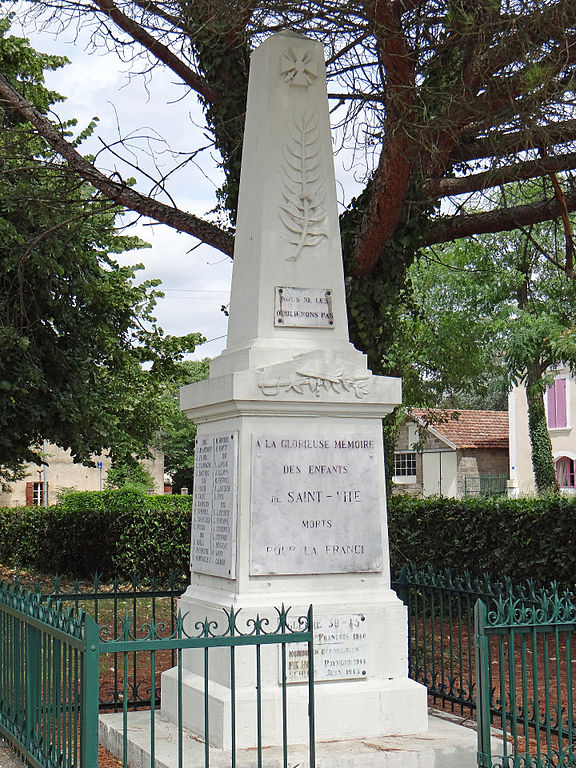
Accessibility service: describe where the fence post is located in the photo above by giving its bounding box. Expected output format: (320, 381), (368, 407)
(474, 599), (491, 768)
(25, 625), (41, 743)
(307, 605), (315, 768)
(82, 615), (100, 768)
(396, 564), (410, 606)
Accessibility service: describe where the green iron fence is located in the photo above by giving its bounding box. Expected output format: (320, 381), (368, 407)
(97, 604), (316, 768)
(393, 565), (572, 717)
(0, 579), (99, 768)
(34, 572), (186, 712)
(0, 576), (315, 768)
(476, 593), (576, 768)
(463, 475), (508, 497)
(393, 563), (520, 717)
(394, 565), (576, 767)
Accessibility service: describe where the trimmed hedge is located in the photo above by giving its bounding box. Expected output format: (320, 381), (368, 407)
(3, 490), (574, 585)
(388, 493), (576, 586)
(0, 489), (193, 579)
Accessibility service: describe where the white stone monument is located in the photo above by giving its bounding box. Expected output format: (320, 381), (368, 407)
(161, 30), (427, 748)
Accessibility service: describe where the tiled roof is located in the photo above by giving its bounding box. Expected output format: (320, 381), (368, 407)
(409, 408), (509, 450)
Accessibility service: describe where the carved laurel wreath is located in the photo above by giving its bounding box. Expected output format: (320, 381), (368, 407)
(279, 107), (328, 261)
(259, 371), (371, 399)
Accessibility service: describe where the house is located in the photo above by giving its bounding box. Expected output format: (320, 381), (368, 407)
(393, 408), (509, 497)
(508, 365), (576, 495)
(0, 444), (165, 507)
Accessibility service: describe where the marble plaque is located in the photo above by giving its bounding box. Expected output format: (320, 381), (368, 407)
(250, 434), (383, 574)
(191, 432), (238, 579)
(274, 287), (334, 328)
(283, 613), (368, 683)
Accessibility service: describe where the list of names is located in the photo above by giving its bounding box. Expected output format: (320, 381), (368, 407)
(191, 432), (238, 579)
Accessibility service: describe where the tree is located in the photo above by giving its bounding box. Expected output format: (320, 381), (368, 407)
(402, 184), (576, 492)
(160, 358), (210, 493)
(105, 458), (156, 491)
(2, 1), (576, 371)
(0, 23), (203, 480)
(383, 241), (510, 410)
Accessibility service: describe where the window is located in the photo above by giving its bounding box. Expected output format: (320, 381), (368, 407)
(394, 452), (417, 477)
(25, 481), (48, 506)
(546, 377), (568, 428)
(556, 457), (575, 488)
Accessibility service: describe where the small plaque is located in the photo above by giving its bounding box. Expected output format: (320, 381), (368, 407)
(191, 432), (238, 579)
(283, 614), (368, 683)
(274, 287), (334, 328)
(250, 434), (383, 575)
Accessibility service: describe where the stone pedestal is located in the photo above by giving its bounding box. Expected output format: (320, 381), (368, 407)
(161, 30), (427, 748)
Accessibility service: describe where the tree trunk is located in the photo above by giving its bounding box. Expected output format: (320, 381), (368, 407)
(525, 362), (558, 493)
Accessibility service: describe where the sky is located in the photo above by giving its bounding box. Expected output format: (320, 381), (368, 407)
(12, 15), (363, 360)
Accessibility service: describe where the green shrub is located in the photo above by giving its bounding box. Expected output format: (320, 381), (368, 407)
(0, 488), (193, 579)
(388, 493), (576, 586)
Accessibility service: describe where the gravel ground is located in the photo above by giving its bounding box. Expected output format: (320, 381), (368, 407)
(0, 739), (25, 768)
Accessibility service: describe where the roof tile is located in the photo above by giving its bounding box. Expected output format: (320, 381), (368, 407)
(410, 408), (509, 450)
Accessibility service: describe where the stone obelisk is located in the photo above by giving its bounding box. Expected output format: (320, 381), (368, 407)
(161, 30), (427, 747)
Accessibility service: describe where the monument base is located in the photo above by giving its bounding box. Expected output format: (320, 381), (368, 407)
(161, 670), (426, 749)
(100, 710), (492, 768)
(160, 589), (428, 749)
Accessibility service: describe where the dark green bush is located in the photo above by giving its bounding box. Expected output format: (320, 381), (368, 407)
(0, 488), (193, 579)
(6, 490), (574, 586)
(388, 493), (576, 586)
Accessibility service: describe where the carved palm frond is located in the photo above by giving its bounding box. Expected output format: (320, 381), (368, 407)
(279, 107), (328, 261)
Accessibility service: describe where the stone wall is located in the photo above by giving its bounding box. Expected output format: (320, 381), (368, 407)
(456, 449), (509, 496)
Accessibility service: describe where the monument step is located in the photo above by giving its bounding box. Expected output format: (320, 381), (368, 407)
(99, 709), (502, 768)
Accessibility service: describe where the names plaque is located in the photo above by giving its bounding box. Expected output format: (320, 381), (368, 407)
(250, 434), (383, 574)
(284, 614), (368, 683)
(191, 432), (238, 579)
(274, 286), (334, 328)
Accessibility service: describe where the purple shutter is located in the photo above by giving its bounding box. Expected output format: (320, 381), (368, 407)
(547, 383), (558, 428)
(556, 378), (567, 427)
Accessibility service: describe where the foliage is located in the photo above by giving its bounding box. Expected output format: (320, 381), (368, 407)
(160, 358), (211, 493)
(0, 25), (203, 477)
(396, 186), (576, 490)
(389, 494), (576, 588)
(0, 488), (193, 578)
(105, 459), (156, 491)
(385, 239), (510, 409)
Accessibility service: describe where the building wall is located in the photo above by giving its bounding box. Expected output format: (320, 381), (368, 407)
(509, 366), (576, 495)
(456, 449), (509, 496)
(0, 445), (165, 506)
(393, 420), (456, 497)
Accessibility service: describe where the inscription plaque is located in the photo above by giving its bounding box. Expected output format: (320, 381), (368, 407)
(274, 286), (334, 328)
(284, 614), (368, 683)
(191, 432), (238, 579)
(250, 434), (383, 574)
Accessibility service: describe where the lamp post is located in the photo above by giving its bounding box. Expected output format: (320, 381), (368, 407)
(43, 439), (48, 507)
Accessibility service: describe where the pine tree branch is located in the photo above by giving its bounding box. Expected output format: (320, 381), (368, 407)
(451, 120), (576, 163)
(425, 191), (576, 245)
(91, 0), (218, 103)
(0, 73), (234, 256)
(352, 0), (418, 276)
(432, 152), (576, 197)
